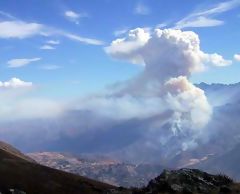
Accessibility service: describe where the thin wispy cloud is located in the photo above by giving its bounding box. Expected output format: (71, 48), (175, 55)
(40, 45), (55, 50)
(47, 40), (60, 45)
(0, 10), (103, 45)
(134, 2), (150, 15)
(195, 0), (240, 16)
(63, 33), (104, 45)
(114, 28), (129, 37)
(40, 40), (60, 50)
(0, 10), (17, 20)
(176, 17), (224, 28)
(155, 23), (168, 29)
(175, 0), (240, 29)
(7, 58), (41, 68)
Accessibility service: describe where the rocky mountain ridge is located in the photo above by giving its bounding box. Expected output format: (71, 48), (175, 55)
(136, 168), (235, 194)
(28, 152), (164, 187)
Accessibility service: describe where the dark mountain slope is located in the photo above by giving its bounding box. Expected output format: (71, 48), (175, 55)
(0, 142), (115, 194)
(0, 141), (34, 163)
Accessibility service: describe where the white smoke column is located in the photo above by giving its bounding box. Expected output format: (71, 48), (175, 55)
(103, 28), (231, 150)
(164, 76), (211, 130)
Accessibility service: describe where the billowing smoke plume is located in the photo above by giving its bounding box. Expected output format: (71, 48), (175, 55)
(105, 28), (231, 77)
(60, 28), (230, 157)
(72, 28), (232, 156)
(0, 28), (232, 163)
(90, 28), (229, 160)
(164, 76), (211, 130)
(83, 28), (227, 135)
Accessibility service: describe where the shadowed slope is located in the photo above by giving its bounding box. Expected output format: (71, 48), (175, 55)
(0, 142), (116, 194)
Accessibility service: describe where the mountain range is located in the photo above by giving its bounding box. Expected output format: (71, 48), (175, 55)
(0, 140), (239, 194)
(27, 152), (164, 187)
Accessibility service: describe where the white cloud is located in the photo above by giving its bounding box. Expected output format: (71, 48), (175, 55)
(234, 53), (240, 61)
(47, 40), (60, 45)
(0, 78), (33, 89)
(65, 10), (79, 19)
(40, 45), (55, 50)
(40, 65), (61, 70)
(0, 21), (43, 39)
(64, 10), (88, 24)
(7, 58), (41, 68)
(205, 53), (232, 66)
(134, 2), (150, 15)
(175, 0), (240, 29)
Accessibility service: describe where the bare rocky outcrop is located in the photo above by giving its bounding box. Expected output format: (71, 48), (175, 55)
(137, 168), (233, 194)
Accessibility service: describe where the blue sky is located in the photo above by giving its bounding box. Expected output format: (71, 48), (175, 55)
(0, 0), (240, 99)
